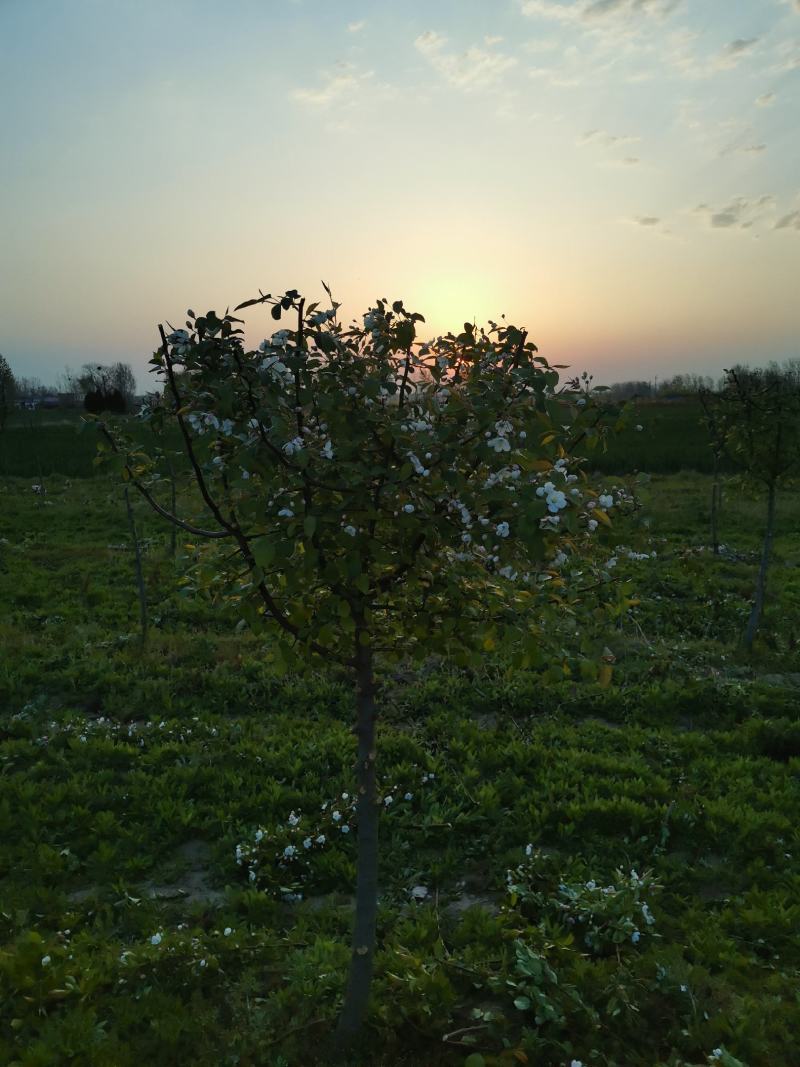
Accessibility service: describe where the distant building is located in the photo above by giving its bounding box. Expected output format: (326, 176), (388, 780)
(15, 393), (72, 410)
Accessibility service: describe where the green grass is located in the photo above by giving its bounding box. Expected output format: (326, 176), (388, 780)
(0, 398), (734, 479)
(1, 471), (799, 1065)
(593, 400), (733, 475)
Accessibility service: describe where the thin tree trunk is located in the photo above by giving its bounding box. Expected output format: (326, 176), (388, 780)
(167, 453), (177, 559)
(124, 486), (148, 646)
(711, 455), (720, 555)
(743, 479), (777, 651)
(337, 635), (379, 1039)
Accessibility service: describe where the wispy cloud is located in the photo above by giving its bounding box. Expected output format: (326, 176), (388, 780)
(693, 195), (774, 230)
(414, 31), (517, 89)
(775, 210), (800, 231)
(519, 1), (582, 24)
(721, 141), (767, 157)
(520, 0), (680, 25)
(769, 39), (800, 73)
(756, 91), (776, 107)
(579, 129), (641, 163)
(347, 20), (366, 34)
(291, 65), (373, 108)
(582, 0), (680, 21)
(712, 37), (759, 70)
(580, 128), (640, 148)
(631, 215), (661, 226)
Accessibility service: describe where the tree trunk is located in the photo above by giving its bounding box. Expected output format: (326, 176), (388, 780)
(167, 453), (177, 559)
(124, 486), (148, 646)
(711, 456), (720, 555)
(337, 636), (379, 1039)
(743, 479), (777, 651)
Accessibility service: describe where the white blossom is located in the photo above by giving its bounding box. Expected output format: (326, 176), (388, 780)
(282, 436), (304, 456)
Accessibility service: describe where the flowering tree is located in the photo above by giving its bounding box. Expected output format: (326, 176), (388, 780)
(722, 363), (800, 650)
(99, 287), (628, 1036)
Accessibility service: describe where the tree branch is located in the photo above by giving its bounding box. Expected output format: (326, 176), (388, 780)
(98, 422), (231, 539)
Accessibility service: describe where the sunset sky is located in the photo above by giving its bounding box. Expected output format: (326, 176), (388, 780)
(1, 0), (798, 391)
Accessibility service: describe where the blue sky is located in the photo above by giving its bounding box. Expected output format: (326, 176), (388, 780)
(1, 0), (798, 390)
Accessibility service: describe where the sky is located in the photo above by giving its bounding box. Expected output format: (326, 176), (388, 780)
(1, 0), (798, 392)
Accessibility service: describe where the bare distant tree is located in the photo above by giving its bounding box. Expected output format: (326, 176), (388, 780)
(724, 362), (800, 650)
(0, 354), (16, 431)
(605, 380), (654, 401)
(15, 376), (49, 399)
(57, 366), (85, 403)
(78, 362), (137, 412)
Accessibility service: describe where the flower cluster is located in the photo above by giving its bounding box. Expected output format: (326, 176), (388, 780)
(113, 288), (639, 671)
(508, 851), (659, 955)
(234, 769), (437, 900)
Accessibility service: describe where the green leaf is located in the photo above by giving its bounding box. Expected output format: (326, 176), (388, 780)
(252, 537), (275, 569)
(395, 320), (415, 349)
(233, 296), (270, 312)
(303, 515), (317, 539)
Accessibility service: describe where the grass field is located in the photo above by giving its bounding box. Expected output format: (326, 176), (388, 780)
(1, 418), (799, 1065)
(1, 399), (725, 479)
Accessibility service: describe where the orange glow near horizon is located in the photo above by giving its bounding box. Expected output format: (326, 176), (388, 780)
(1, 2), (798, 390)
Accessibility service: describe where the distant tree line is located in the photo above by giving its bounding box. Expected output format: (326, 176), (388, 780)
(605, 373), (722, 401)
(0, 357), (138, 421)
